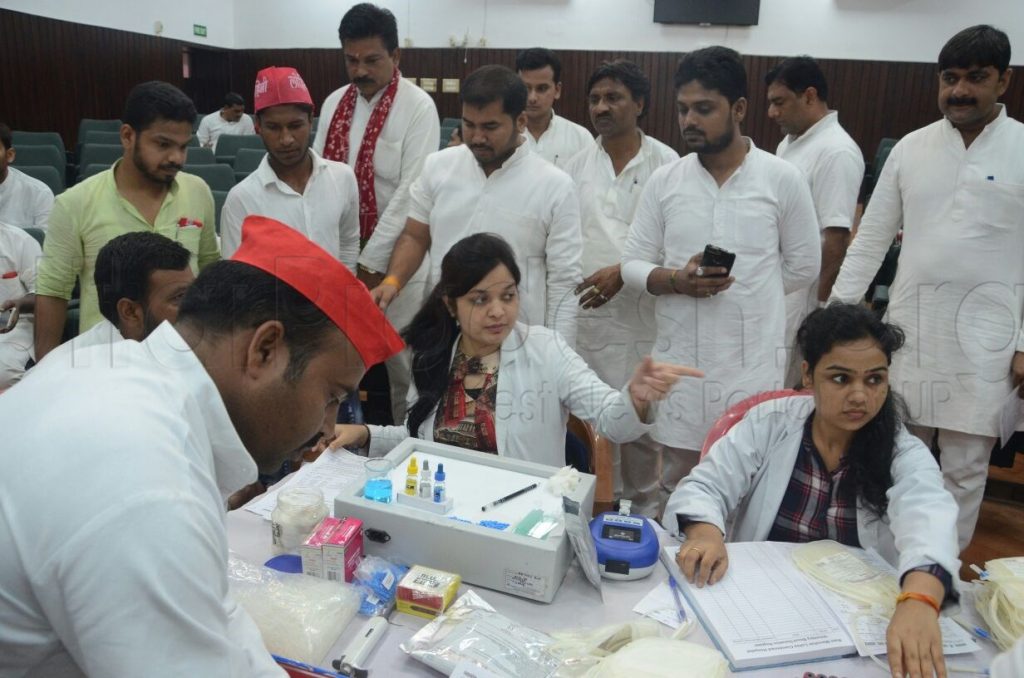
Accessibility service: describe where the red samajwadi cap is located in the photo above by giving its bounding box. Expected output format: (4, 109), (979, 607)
(254, 66), (314, 114)
(231, 215), (404, 367)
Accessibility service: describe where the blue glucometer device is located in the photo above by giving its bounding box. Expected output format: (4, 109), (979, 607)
(589, 503), (659, 580)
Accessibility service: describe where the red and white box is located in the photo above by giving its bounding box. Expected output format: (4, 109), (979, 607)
(299, 516), (341, 578)
(323, 517), (363, 582)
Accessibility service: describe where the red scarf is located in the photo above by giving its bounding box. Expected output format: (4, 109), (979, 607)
(322, 68), (402, 241)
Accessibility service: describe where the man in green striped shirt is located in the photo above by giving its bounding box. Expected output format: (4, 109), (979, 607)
(35, 81), (219, 360)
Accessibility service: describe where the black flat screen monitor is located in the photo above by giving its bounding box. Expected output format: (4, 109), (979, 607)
(654, 0), (761, 26)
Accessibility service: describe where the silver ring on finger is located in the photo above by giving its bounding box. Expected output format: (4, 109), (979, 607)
(696, 266), (705, 277)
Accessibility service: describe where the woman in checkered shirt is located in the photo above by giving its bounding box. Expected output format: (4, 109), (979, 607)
(665, 303), (960, 678)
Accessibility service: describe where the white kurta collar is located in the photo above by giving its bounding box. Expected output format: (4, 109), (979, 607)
(144, 322), (257, 496)
(940, 103), (1008, 147)
(784, 110), (840, 147)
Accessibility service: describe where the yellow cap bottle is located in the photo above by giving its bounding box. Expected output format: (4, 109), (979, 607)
(404, 456), (418, 495)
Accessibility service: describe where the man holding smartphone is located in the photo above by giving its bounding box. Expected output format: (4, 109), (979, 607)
(0, 220), (41, 389)
(621, 47), (819, 518)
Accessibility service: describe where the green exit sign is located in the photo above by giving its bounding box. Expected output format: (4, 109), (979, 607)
(193, 24), (207, 37)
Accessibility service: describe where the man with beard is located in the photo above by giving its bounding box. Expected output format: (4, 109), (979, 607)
(33, 81), (218, 361)
(221, 67), (359, 270)
(621, 47), (819, 517)
(372, 65), (582, 345)
(830, 25), (1024, 551)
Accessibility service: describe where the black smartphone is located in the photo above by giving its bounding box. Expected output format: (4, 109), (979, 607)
(701, 245), (736, 276)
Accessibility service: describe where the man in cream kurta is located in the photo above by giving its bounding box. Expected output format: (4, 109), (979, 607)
(621, 47), (819, 517)
(766, 57), (864, 387)
(830, 25), (1024, 549)
(374, 65), (582, 347)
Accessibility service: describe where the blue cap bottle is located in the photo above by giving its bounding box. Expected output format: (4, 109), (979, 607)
(433, 463), (446, 503)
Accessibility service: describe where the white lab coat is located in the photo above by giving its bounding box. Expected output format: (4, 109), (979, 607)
(564, 131), (678, 388)
(664, 394), (962, 584)
(621, 142), (820, 449)
(368, 323), (651, 466)
(0, 322), (284, 677)
(831, 106), (1024, 435)
(408, 143), (583, 346)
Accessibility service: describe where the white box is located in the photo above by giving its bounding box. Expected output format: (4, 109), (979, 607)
(334, 438), (595, 603)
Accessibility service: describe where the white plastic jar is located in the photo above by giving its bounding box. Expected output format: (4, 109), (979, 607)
(270, 487), (328, 554)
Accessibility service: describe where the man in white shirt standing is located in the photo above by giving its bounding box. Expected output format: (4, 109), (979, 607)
(515, 48), (593, 170)
(221, 67), (359, 270)
(621, 47), (820, 518)
(314, 2), (439, 421)
(830, 25), (1024, 550)
(0, 122), (55, 230)
(372, 65), (583, 346)
(567, 59), (677, 386)
(565, 59), (677, 501)
(0, 215), (404, 677)
(766, 56), (864, 387)
(196, 93), (256, 150)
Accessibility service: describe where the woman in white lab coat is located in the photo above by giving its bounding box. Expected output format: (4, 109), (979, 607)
(329, 233), (700, 467)
(664, 304), (960, 678)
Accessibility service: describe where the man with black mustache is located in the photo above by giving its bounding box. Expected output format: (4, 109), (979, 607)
(621, 47), (819, 517)
(313, 2), (439, 423)
(563, 60), (677, 502)
(33, 81), (219, 362)
(371, 65), (582, 346)
(831, 24), (1024, 552)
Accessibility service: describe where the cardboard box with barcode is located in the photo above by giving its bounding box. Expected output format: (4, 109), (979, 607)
(334, 438), (595, 603)
(396, 565), (460, 618)
(299, 516), (363, 582)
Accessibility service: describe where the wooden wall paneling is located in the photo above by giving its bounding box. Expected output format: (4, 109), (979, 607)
(5, 7), (1023, 165)
(0, 9), (228, 147)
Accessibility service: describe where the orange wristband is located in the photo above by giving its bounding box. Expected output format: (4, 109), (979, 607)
(382, 275), (401, 290)
(896, 591), (941, 615)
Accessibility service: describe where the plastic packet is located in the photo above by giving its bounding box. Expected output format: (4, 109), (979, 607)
(227, 553), (360, 664)
(513, 509), (560, 539)
(353, 555), (408, 616)
(400, 589), (561, 677)
(581, 637), (728, 678)
(547, 619), (662, 677)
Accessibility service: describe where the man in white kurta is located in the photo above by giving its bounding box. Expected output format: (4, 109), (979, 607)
(516, 48), (593, 169)
(565, 60), (678, 389)
(621, 47), (820, 517)
(0, 126), (55, 228)
(314, 3), (440, 421)
(221, 67), (359, 270)
(766, 57), (864, 386)
(0, 220), (40, 388)
(0, 215), (404, 677)
(830, 25), (1024, 549)
(374, 65), (582, 346)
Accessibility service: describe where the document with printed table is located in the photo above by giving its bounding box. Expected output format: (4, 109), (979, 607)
(661, 542), (856, 670)
(660, 542), (979, 671)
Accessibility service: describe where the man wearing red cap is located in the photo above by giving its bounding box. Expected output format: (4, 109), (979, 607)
(313, 2), (440, 422)
(221, 67), (359, 270)
(0, 216), (403, 676)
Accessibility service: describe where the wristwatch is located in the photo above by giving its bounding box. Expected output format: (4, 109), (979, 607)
(357, 263), (380, 275)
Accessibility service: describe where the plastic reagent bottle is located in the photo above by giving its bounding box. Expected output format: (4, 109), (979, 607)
(404, 456), (418, 495)
(419, 460), (432, 499)
(433, 463), (446, 503)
